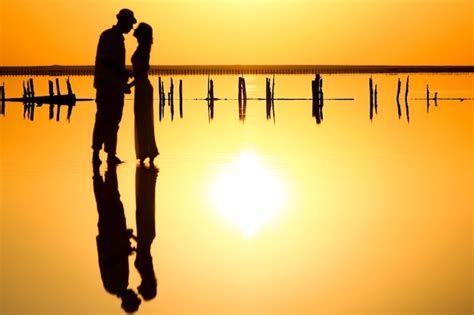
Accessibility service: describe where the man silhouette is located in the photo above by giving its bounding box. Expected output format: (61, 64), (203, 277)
(92, 9), (137, 165)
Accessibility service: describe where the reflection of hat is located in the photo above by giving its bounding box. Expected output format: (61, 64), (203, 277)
(117, 9), (137, 23)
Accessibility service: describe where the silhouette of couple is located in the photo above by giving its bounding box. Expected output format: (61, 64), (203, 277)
(93, 163), (158, 313)
(92, 9), (159, 166)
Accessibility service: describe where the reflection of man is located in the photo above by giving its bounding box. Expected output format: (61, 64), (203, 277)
(92, 9), (136, 165)
(93, 164), (141, 313)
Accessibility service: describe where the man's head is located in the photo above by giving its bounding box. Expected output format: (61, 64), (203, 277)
(116, 9), (137, 34)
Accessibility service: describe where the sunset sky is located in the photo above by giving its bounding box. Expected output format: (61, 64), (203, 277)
(1, 0), (472, 66)
(1, 2), (473, 314)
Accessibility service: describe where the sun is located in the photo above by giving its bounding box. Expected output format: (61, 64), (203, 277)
(209, 150), (288, 239)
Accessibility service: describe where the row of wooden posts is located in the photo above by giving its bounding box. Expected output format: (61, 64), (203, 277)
(30, 79), (75, 121)
(158, 77), (184, 121)
(156, 75), (278, 123)
(0, 78), (77, 121)
(1, 75), (446, 123)
(370, 76), (440, 123)
(158, 75), (444, 124)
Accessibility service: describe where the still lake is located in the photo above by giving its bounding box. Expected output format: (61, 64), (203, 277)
(0, 73), (473, 314)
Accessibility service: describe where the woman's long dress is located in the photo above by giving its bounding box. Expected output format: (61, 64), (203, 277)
(132, 46), (159, 160)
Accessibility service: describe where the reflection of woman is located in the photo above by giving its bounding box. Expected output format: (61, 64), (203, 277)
(131, 23), (159, 165)
(135, 165), (158, 300)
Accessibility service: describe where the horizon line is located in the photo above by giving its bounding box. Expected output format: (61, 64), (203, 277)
(1, 64), (473, 76)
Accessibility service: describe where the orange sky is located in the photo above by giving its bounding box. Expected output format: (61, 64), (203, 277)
(0, 0), (473, 65)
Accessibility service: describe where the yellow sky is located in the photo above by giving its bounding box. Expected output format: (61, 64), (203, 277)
(0, 0), (473, 66)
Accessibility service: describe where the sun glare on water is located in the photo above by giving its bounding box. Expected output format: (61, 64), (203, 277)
(210, 151), (288, 239)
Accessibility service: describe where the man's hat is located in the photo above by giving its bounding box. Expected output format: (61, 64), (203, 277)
(117, 9), (137, 23)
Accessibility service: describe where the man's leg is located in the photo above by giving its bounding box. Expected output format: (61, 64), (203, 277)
(92, 101), (106, 163)
(105, 99), (124, 164)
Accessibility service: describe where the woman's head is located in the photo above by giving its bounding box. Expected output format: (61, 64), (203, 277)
(133, 23), (153, 46)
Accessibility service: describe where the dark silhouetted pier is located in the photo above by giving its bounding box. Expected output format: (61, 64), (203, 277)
(1, 65), (473, 76)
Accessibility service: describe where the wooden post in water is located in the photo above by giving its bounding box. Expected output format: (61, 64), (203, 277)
(167, 81), (171, 106)
(26, 79), (32, 120)
(238, 77), (242, 122)
(55, 78), (61, 96)
(208, 77), (214, 121)
(158, 77), (162, 121)
(1, 83), (5, 115)
(158, 76), (164, 121)
(266, 78), (271, 120)
(434, 92), (438, 107)
(55, 79), (62, 122)
(210, 79), (214, 117)
(271, 75), (276, 122)
(396, 78), (402, 119)
(319, 76), (324, 121)
(161, 80), (165, 102)
(48, 80), (55, 120)
(404, 76), (409, 102)
(158, 76), (162, 114)
(374, 84), (378, 115)
(29, 78), (35, 98)
(238, 77), (242, 104)
(170, 78), (174, 104)
(29, 78), (35, 121)
(66, 78), (73, 95)
(159, 79), (165, 121)
(426, 84), (430, 113)
(312, 74), (321, 124)
(405, 76), (410, 123)
(179, 79), (183, 118)
(170, 78), (175, 121)
(238, 77), (247, 122)
(238, 76), (247, 101)
(162, 80), (166, 119)
(369, 77), (374, 120)
(23, 81), (28, 119)
(66, 78), (74, 121)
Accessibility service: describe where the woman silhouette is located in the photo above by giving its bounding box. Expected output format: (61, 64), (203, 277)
(130, 23), (159, 165)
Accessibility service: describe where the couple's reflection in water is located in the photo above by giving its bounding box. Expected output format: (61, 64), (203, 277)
(93, 163), (158, 313)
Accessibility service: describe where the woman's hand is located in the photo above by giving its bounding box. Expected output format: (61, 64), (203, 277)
(124, 81), (135, 94)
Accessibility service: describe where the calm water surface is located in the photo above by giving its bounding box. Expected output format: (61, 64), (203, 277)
(0, 74), (472, 314)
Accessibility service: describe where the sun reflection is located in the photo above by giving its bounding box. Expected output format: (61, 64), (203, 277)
(210, 150), (287, 239)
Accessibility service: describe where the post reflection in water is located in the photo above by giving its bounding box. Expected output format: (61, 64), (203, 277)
(210, 150), (288, 239)
(93, 164), (158, 313)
